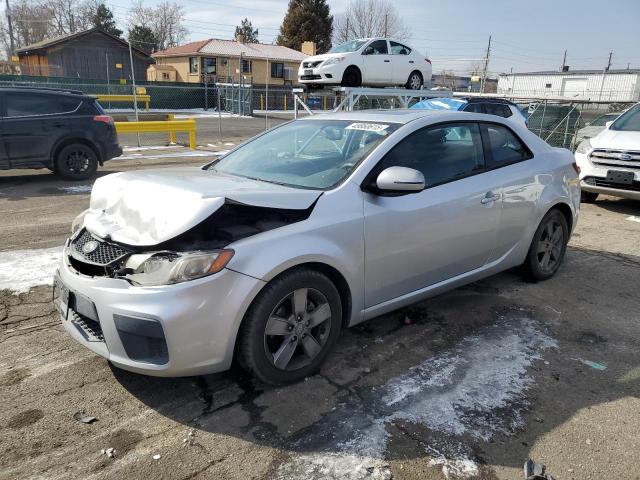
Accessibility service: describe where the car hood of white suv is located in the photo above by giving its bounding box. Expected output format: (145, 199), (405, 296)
(590, 128), (640, 150)
(83, 167), (322, 247)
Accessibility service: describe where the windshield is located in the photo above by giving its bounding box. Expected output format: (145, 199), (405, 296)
(329, 40), (368, 54)
(590, 113), (620, 127)
(208, 120), (400, 189)
(610, 104), (640, 131)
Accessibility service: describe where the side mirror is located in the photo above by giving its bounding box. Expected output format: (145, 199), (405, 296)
(362, 47), (373, 55)
(376, 166), (425, 193)
(605, 120), (614, 128)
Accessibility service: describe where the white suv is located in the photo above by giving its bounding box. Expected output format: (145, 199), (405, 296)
(575, 103), (640, 202)
(298, 38), (432, 90)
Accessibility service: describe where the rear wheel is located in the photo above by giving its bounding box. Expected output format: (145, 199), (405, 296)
(580, 191), (598, 203)
(406, 71), (423, 90)
(523, 209), (569, 281)
(54, 143), (98, 181)
(238, 268), (342, 385)
(341, 67), (361, 87)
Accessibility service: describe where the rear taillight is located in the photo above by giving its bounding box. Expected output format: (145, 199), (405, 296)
(93, 115), (113, 124)
(572, 162), (580, 174)
(425, 58), (432, 64)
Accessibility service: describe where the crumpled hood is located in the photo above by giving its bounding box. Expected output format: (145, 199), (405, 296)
(590, 128), (640, 150)
(84, 167), (322, 247)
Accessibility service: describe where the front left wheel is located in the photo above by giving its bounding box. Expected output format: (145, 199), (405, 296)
(238, 268), (342, 385)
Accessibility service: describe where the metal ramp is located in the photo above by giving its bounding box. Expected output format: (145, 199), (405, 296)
(292, 86), (453, 118)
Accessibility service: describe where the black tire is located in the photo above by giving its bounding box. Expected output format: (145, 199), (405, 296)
(405, 71), (423, 90)
(238, 268), (342, 385)
(341, 67), (361, 87)
(580, 191), (598, 203)
(523, 209), (569, 282)
(54, 143), (98, 181)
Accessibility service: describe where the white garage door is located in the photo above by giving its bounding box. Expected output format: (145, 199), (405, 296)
(561, 78), (587, 97)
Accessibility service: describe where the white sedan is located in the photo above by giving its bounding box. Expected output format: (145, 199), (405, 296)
(298, 38), (432, 90)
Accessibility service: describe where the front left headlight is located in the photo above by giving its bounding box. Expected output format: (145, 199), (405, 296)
(322, 56), (345, 67)
(125, 249), (234, 286)
(575, 138), (592, 154)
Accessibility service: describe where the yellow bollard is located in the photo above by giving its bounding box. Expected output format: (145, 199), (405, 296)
(260, 94), (264, 111)
(284, 95), (287, 112)
(323, 96), (327, 110)
(168, 114), (176, 144)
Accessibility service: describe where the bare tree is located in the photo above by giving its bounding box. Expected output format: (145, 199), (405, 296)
(0, 0), (108, 57)
(48, 0), (95, 34)
(436, 69), (457, 90)
(333, 0), (410, 44)
(127, 1), (187, 50)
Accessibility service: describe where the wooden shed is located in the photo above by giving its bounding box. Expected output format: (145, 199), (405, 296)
(16, 28), (153, 81)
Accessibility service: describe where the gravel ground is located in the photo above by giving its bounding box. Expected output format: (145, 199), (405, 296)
(0, 147), (639, 480)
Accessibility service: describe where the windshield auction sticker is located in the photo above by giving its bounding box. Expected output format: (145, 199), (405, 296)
(345, 123), (389, 132)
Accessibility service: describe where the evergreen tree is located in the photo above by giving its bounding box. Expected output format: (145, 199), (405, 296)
(128, 25), (159, 54)
(92, 3), (122, 38)
(234, 18), (258, 43)
(276, 0), (332, 53)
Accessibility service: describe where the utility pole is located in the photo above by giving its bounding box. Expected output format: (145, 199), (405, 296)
(597, 51), (613, 101)
(345, 18), (349, 41)
(5, 0), (15, 56)
(561, 50), (567, 71)
(383, 14), (388, 37)
(480, 35), (491, 94)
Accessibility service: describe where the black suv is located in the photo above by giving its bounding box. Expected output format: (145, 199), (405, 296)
(0, 87), (122, 180)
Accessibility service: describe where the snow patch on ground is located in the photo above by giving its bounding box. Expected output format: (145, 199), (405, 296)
(0, 247), (63, 294)
(276, 314), (556, 480)
(122, 145), (184, 152)
(626, 215), (640, 223)
(58, 185), (92, 194)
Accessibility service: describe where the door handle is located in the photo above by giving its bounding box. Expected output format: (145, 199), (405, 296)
(384, 59), (390, 62)
(409, 60), (415, 63)
(481, 192), (501, 204)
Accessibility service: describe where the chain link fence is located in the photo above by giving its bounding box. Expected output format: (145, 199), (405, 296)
(0, 74), (635, 151)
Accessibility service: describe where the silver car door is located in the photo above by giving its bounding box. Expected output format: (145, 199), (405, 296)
(361, 39), (393, 84)
(363, 122), (503, 308)
(479, 122), (537, 263)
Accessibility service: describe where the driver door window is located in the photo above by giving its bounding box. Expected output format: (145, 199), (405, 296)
(376, 123), (485, 187)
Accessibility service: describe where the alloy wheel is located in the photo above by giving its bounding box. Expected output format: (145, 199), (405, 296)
(408, 73), (422, 89)
(536, 218), (564, 274)
(64, 149), (90, 174)
(263, 288), (332, 371)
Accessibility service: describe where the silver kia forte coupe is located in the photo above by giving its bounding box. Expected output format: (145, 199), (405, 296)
(55, 110), (580, 384)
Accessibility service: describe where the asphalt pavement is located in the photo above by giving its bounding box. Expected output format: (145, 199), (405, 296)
(1, 143), (639, 480)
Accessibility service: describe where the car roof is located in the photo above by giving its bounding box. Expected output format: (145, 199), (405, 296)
(298, 109), (505, 125)
(0, 86), (87, 96)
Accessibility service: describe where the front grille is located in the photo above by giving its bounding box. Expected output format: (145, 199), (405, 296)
(302, 61), (322, 68)
(590, 149), (640, 170)
(584, 176), (640, 192)
(301, 75), (322, 80)
(70, 311), (104, 342)
(71, 229), (130, 266)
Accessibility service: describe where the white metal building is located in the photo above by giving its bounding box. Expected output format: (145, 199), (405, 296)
(497, 69), (640, 102)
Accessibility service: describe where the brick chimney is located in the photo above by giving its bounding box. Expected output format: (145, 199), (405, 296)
(301, 41), (316, 56)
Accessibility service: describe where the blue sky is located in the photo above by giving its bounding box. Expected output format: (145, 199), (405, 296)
(9, 0), (640, 75)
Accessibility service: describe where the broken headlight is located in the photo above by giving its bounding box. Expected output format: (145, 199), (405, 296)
(124, 250), (234, 286)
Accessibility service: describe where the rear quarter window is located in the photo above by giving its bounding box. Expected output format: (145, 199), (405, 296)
(5, 93), (82, 117)
(482, 123), (532, 168)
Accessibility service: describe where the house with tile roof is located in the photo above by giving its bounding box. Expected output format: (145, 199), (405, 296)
(149, 38), (311, 85)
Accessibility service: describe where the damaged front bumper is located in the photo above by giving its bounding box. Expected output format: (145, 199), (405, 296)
(56, 244), (266, 377)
